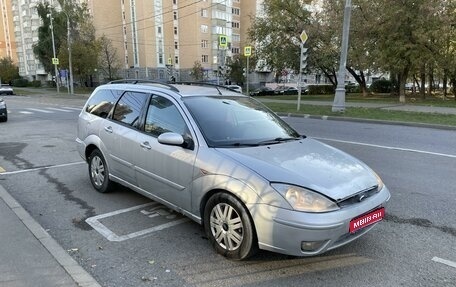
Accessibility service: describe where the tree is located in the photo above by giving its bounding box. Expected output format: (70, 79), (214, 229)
(190, 61), (205, 81)
(249, 0), (313, 74)
(0, 57), (20, 84)
(98, 36), (122, 81)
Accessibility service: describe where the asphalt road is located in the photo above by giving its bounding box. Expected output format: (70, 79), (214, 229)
(0, 94), (455, 287)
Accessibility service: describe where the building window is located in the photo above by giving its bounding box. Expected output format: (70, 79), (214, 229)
(174, 27), (178, 35)
(201, 55), (208, 63)
(200, 25), (208, 33)
(157, 26), (162, 34)
(232, 8), (240, 15)
(232, 34), (240, 42)
(159, 54), (163, 64)
(201, 40), (208, 48)
(201, 9), (207, 17)
(173, 11), (177, 20)
(174, 41), (178, 49)
(173, 0), (177, 4)
(231, 22), (240, 29)
(175, 56), (179, 65)
(232, 47), (240, 54)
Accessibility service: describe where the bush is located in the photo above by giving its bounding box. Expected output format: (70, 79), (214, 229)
(29, 80), (42, 87)
(370, 79), (392, 93)
(11, 78), (29, 87)
(308, 84), (335, 95)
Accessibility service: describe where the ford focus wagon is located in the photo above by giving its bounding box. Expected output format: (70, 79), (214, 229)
(77, 80), (390, 260)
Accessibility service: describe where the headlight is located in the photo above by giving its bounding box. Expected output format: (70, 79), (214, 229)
(374, 172), (384, 191)
(271, 183), (339, 213)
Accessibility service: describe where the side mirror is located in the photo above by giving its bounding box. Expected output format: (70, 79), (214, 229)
(158, 132), (194, 150)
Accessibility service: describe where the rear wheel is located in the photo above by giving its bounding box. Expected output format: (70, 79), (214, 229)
(88, 149), (114, 193)
(204, 192), (258, 260)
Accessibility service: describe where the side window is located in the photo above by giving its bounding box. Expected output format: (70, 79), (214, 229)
(145, 95), (187, 137)
(85, 89), (120, 118)
(112, 91), (147, 126)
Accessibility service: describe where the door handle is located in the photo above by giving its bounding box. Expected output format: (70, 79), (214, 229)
(140, 141), (152, 150)
(104, 126), (113, 133)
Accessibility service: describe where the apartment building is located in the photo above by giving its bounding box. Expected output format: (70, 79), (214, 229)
(0, 0), (17, 63)
(9, 0), (47, 81)
(87, 0), (258, 81)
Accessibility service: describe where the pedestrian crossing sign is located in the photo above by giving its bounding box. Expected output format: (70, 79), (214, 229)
(52, 58), (59, 65)
(244, 46), (252, 57)
(219, 35), (227, 48)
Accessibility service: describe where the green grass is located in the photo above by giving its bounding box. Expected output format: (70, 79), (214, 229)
(263, 102), (456, 127)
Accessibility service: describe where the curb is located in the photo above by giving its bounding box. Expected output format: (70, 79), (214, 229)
(277, 112), (456, 131)
(0, 184), (101, 287)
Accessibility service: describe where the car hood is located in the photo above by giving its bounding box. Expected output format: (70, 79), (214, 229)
(215, 138), (378, 201)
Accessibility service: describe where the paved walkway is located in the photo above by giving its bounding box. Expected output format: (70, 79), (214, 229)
(258, 98), (456, 115)
(0, 185), (101, 287)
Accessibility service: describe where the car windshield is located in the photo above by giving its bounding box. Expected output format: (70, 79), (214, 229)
(183, 96), (301, 147)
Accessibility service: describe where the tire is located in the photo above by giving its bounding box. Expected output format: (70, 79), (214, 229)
(204, 192), (258, 260)
(88, 149), (114, 193)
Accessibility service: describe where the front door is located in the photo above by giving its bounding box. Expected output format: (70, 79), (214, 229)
(134, 94), (197, 211)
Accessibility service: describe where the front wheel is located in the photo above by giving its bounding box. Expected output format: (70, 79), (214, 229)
(88, 149), (114, 193)
(204, 192), (258, 260)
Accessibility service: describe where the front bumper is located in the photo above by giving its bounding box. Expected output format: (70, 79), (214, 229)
(249, 186), (391, 257)
(0, 107), (7, 118)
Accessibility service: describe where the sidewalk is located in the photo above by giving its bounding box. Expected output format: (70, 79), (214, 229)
(258, 98), (456, 115)
(0, 184), (101, 287)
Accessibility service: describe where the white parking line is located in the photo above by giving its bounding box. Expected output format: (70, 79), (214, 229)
(26, 108), (53, 113)
(46, 107), (74, 112)
(432, 257), (456, 269)
(314, 137), (456, 159)
(86, 203), (189, 242)
(19, 111), (33, 114)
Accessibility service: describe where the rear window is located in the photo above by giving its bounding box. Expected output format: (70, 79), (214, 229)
(85, 89), (121, 118)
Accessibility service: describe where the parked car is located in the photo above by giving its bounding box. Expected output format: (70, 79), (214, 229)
(274, 85), (298, 95)
(0, 85), (14, 95)
(77, 80), (390, 260)
(249, 86), (274, 97)
(0, 97), (7, 122)
(224, 85), (242, 93)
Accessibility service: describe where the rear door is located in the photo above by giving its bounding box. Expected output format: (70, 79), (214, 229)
(100, 91), (148, 185)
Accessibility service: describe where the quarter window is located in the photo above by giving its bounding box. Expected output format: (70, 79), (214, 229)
(85, 89), (121, 118)
(112, 91), (147, 126)
(145, 95), (187, 137)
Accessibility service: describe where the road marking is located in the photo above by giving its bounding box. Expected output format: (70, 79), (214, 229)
(62, 107), (82, 111)
(0, 161), (85, 176)
(19, 111), (33, 114)
(86, 202), (189, 242)
(432, 257), (456, 269)
(314, 137), (456, 159)
(26, 108), (53, 114)
(46, 107), (74, 112)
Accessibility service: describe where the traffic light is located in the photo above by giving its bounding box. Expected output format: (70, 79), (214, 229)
(300, 47), (308, 73)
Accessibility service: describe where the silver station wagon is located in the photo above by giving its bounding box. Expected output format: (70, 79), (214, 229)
(77, 81), (390, 260)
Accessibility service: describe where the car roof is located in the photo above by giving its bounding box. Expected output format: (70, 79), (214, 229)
(102, 81), (242, 98)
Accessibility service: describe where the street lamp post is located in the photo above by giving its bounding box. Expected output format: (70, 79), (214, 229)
(49, 14), (59, 93)
(332, 0), (352, 112)
(62, 10), (74, 94)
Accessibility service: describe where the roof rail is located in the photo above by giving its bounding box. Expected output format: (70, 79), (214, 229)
(108, 79), (179, 92)
(174, 81), (237, 95)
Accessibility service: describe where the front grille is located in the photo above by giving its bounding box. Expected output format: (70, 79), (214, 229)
(337, 186), (379, 208)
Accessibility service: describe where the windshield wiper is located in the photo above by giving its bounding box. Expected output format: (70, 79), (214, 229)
(257, 137), (301, 146)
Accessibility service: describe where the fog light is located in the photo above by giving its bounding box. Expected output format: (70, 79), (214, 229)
(301, 240), (327, 252)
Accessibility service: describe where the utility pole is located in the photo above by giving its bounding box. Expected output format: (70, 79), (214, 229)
(49, 13), (59, 93)
(332, 0), (352, 112)
(62, 10), (74, 94)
